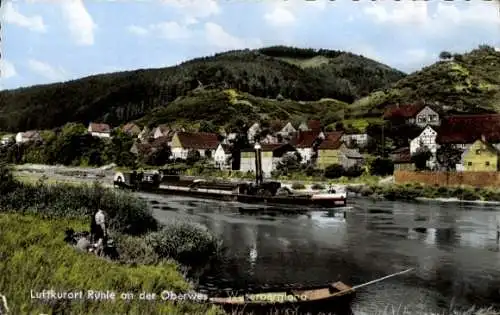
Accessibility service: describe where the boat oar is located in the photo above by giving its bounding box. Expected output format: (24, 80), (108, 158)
(332, 267), (415, 296)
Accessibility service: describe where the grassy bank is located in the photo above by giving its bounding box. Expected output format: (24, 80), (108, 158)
(348, 182), (500, 202)
(0, 164), (225, 314)
(0, 213), (221, 315)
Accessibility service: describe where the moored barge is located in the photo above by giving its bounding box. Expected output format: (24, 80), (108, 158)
(113, 171), (348, 208)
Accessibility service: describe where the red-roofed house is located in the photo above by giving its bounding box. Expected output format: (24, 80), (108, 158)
(88, 122), (111, 138)
(170, 132), (220, 160)
(239, 143), (297, 177)
(122, 123), (141, 136)
(436, 114), (500, 149)
(390, 147), (415, 171)
(290, 130), (325, 163)
(383, 105), (440, 128)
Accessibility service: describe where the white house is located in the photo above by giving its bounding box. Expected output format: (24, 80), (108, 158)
(341, 133), (371, 148)
(15, 131), (42, 143)
(278, 122), (297, 137)
(88, 122), (111, 138)
(247, 123), (260, 144)
(153, 125), (169, 139)
(384, 104), (440, 128)
(170, 132), (219, 160)
(290, 131), (324, 163)
(410, 125), (438, 168)
(239, 143), (296, 177)
(214, 144), (231, 169)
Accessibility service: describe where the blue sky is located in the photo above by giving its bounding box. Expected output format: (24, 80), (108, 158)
(1, 0), (499, 90)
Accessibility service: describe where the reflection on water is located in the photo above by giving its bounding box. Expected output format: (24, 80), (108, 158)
(141, 193), (500, 314)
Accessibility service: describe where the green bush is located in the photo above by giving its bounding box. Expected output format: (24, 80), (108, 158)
(291, 182), (306, 190)
(369, 157), (394, 176)
(145, 220), (224, 268)
(324, 164), (344, 179)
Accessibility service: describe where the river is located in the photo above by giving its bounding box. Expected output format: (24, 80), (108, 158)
(140, 194), (500, 314)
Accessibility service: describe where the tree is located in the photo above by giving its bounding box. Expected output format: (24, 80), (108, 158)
(324, 164), (344, 179)
(411, 146), (432, 171)
(436, 144), (462, 171)
(439, 51), (452, 60)
(186, 149), (201, 165)
(369, 157), (394, 176)
(273, 152), (302, 176)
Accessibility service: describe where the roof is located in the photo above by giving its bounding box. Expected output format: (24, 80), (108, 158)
(383, 104), (425, 119)
(318, 132), (343, 150)
(154, 124), (169, 133)
(436, 114), (500, 144)
(175, 132), (219, 150)
(122, 123), (141, 135)
(217, 143), (231, 152)
(290, 131), (322, 148)
(307, 120), (322, 132)
(341, 148), (363, 159)
(89, 122), (111, 133)
(391, 147), (412, 163)
(23, 130), (41, 139)
(150, 136), (171, 148)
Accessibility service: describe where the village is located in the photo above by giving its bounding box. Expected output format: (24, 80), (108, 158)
(2, 103), (500, 179)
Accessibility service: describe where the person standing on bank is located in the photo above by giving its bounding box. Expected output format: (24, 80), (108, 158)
(92, 209), (107, 255)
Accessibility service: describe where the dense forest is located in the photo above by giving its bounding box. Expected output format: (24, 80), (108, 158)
(0, 46), (405, 132)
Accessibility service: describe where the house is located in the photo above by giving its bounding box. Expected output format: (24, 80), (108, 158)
(138, 127), (152, 143)
(260, 134), (279, 144)
(409, 125), (438, 169)
(436, 114), (500, 152)
(277, 122), (297, 137)
(239, 143), (296, 177)
(462, 137), (499, 172)
(290, 130), (325, 163)
(122, 123), (141, 136)
(247, 123), (260, 144)
(390, 147), (415, 171)
(222, 133), (238, 145)
(214, 144), (232, 169)
(383, 104), (440, 128)
(1, 134), (15, 146)
(130, 141), (152, 156)
(153, 125), (169, 139)
(170, 132), (220, 160)
(298, 120), (321, 132)
(341, 132), (371, 148)
(15, 131), (42, 143)
(88, 122), (111, 138)
(339, 145), (364, 169)
(316, 131), (344, 169)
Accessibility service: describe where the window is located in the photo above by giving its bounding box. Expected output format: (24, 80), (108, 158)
(418, 117), (427, 123)
(476, 149), (481, 155)
(467, 162), (472, 166)
(429, 114), (437, 121)
(486, 161), (490, 166)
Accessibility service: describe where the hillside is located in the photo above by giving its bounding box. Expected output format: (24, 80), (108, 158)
(348, 45), (500, 118)
(136, 89), (349, 131)
(0, 46), (405, 132)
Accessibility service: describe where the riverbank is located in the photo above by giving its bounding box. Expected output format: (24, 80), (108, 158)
(347, 182), (500, 204)
(0, 164), (224, 314)
(0, 213), (221, 315)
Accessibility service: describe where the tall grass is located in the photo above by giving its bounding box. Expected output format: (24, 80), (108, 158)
(0, 213), (223, 315)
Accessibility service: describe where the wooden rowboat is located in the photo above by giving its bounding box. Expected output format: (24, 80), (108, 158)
(208, 268), (414, 314)
(209, 281), (354, 314)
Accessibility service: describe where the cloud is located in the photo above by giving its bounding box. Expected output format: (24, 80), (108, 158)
(27, 59), (67, 81)
(151, 22), (192, 40)
(1, 2), (46, 32)
(127, 25), (149, 36)
(363, 1), (498, 30)
(204, 22), (262, 50)
(60, 0), (97, 46)
(161, 0), (220, 19)
(264, 6), (296, 27)
(0, 60), (17, 79)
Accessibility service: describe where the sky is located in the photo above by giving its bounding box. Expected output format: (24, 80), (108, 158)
(1, 0), (499, 90)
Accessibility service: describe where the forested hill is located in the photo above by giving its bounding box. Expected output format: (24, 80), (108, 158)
(0, 46), (406, 132)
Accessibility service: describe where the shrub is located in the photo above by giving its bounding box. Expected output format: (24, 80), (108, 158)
(324, 164), (344, 179)
(369, 157), (394, 176)
(344, 165), (364, 178)
(291, 182), (306, 190)
(311, 183), (325, 190)
(145, 220), (223, 268)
